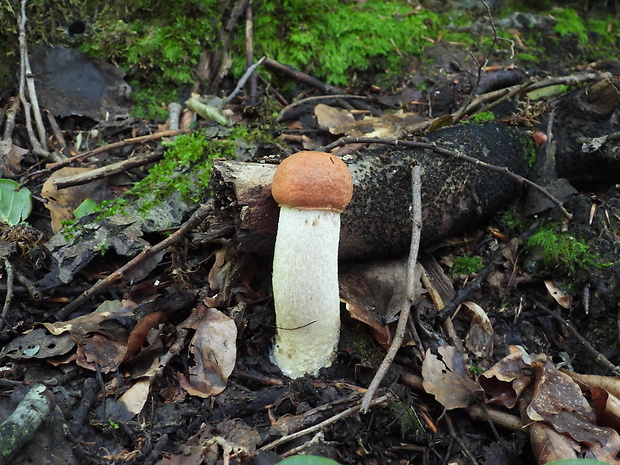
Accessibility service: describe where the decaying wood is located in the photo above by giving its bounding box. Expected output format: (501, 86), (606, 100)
(0, 384), (54, 465)
(211, 123), (529, 259)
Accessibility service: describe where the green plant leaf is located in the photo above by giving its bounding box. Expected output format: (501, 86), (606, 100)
(546, 460), (612, 465)
(73, 198), (98, 219)
(0, 179), (32, 225)
(276, 455), (341, 465)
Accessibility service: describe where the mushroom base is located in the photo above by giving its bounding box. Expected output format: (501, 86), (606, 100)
(271, 206), (341, 378)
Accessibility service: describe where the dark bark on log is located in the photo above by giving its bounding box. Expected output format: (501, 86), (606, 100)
(210, 124), (529, 259)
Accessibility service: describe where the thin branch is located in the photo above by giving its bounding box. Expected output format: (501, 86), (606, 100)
(533, 299), (620, 376)
(225, 56), (266, 105)
(53, 151), (163, 189)
(453, 0), (504, 123)
(259, 394), (391, 452)
(17, 0), (47, 158)
(37, 129), (188, 173)
(361, 164), (423, 413)
(0, 258), (14, 332)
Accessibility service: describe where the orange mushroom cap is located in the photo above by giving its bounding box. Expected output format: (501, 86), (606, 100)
(271, 151), (354, 212)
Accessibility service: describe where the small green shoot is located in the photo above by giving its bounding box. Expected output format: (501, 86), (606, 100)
(73, 199), (98, 219)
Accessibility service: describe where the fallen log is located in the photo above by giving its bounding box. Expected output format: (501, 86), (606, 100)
(210, 123), (530, 259)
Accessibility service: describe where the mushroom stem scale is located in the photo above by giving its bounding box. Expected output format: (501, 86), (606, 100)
(271, 206), (341, 378)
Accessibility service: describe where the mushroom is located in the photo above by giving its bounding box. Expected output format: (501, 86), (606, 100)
(270, 151), (354, 378)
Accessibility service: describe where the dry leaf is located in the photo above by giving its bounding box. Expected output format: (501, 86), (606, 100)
(314, 103), (355, 132)
(478, 345), (533, 409)
(177, 305), (237, 397)
(422, 345), (479, 409)
(544, 279), (573, 309)
(530, 422), (579, 464)
(41, 166), (108, 232)
(462, 301), (494, 359)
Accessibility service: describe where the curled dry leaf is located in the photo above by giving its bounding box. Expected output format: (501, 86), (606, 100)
(530, 422), (579, 464)
(340, 259), (422, 348)
(314, 103), (355, 133)
(421, 345), (479, 410)
(544, 279), (573, 309)
(480, 347), (620, 463)
(462, 301), (494, 359)
(478, 345), (533, 409)
(177, 305), (237, 398)
(591, 387), (620, 432)
(43, 299), (138, 373)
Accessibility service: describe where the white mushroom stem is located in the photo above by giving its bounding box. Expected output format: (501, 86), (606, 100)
(271, 206), (341, 378)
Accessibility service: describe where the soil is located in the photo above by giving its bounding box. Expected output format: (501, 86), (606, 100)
(0, 4), (619, 465)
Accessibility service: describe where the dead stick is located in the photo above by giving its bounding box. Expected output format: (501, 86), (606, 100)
(56, 203), (211, 319)
(258, 394), (391, 452)
(361, 164), (423, 413)
(263, 57), (381, 116)
(18, 0), (48, 154)
(322, 137), (572, 220)
(45, 129), (189, 172)
(0, 258), (14, 332)
(53, 152), (163, 189)
(533, 299), (620, 376)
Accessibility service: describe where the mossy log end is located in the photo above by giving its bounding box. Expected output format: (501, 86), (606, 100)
(211, 124), (529, 259)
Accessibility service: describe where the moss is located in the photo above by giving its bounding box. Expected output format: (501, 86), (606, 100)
(95, 129), (237, 221)
(552, 8), (589, 43)
(388, 402), (425, 438)
(526, 222), (610, 276)
(500, 203), (529, 235)
(465, 111), (495, 123)
(452, 255), (484, 275)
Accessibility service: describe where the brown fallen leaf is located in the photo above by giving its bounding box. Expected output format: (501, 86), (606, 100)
(176, 304), (237, 397)
(41, 166), (109, 232)
(478, 345), (533, 409)
(530, 421), (579, 464)
(314, 103), (355, 132)
(422, 345), (479, 409)
(462, 301), (494, 359)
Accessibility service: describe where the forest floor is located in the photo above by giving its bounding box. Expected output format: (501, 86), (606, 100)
(0, 3), (620, 465)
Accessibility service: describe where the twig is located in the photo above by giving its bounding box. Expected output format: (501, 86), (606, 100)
(532, 299), (620, 376)
(445, 412), (482, 465)
(0, 258), (14, 332)
(361, 164), (423, 413)
(225, 56), (266, 105)
(29, 129), (189, 178)
(17, 1), (47, 158)
(0, 384), (54, 465)
(436, 257), (498, 322)
(321, 137), (572, 220)
(14, 268), (42, 301)
(53, 151), (163, 189)
(45, 111), (70, 161)
(277, 94), (369, 122)
(2, 97), (20, 141)
(263, 57), (381, 116)
(258, 394), (391, 452)
(244, 1), (258, 106)
(56, 203), (212, 320)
